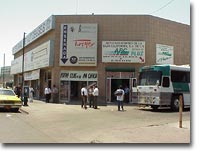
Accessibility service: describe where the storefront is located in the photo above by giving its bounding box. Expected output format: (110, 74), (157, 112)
(105, 67), (137, 103)
(60, 71), (98, 104)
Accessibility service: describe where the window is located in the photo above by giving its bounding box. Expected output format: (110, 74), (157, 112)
(162, 77), (170, 87)
(171, 70), (190, 83)
(139, 71), (162, 86)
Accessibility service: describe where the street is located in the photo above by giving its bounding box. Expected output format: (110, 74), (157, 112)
(0, 100), (190, 143)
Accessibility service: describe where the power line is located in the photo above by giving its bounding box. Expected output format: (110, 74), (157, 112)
(150, 0), (176, 15)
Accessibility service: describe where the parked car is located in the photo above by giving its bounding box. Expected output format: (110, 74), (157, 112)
(0, 88), (22, 112)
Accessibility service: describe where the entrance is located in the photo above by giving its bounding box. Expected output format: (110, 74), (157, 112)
(70, 81), (86, 103)
(106, 78), (136, 103)
(111, 79), (129, 102)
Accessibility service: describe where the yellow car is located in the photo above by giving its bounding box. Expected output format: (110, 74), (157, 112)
(0, 88), (22, 112)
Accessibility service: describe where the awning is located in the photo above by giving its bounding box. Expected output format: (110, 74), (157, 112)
(105, 67), (135, 72)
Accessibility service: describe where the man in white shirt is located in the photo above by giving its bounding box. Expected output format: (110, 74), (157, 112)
(81, 84), (88, 109)
(44, 86), (51, 103)
(93, 85), (99, 109)
(114, 85), (125, 111)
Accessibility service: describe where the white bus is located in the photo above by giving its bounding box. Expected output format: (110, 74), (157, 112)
(136, 64), (190, 111)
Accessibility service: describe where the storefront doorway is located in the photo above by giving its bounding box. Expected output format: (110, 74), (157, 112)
(60, 71), (98, 104)
(70, 81), (86, 103)
(106, 77), (136, 103)
(110, 79), (129, 102)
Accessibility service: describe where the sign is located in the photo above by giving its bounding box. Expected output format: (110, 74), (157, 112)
(24, 69), (40, 81)
(11, 40), (53, 74)
(60, 24), (98, 66)
(156, 44), (174, 64)
(12, 15), (55, 55)
(60, 71), (98, 81)
(102, 41), (145, 63)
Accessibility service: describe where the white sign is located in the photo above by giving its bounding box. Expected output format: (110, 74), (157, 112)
(102, 41), (145, 63)
(11, 40), (53, 74)
(60, 71), (98, 81)
(60, 23), (97, 66)
(156, 44), (174, 64)
(12, 16), (55, 55)
(24, 69), (40, 81)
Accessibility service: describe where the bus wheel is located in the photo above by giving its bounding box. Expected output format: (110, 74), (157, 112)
(171, 96), (180, 111)
(151, 105), (159, 111)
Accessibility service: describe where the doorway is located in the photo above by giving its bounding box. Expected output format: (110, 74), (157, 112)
(70, 81), (87, 103)
(110, 79), (129, 102)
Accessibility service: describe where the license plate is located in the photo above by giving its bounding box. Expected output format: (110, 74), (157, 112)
(4, 105), (11, 109)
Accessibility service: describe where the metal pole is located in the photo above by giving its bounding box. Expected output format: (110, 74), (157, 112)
(22, 32), (28, 106)
(179, 95), (183, 128)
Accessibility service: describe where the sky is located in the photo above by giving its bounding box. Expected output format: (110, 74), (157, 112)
(0, 0), (190, 67)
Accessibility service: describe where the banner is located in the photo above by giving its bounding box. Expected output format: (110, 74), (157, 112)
(60, 23), (97, 66)
(102, 41), (145, 63)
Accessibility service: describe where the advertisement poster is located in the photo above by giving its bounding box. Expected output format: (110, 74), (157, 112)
(60, 23), (97, 66)
(102, 41), (145, 63)
(156, 44), (174, 64)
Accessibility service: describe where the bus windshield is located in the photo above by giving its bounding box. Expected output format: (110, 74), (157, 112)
(138, 71), (162, 86)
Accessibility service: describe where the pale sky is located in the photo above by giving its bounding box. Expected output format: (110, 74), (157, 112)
(0, 0), (190, 67)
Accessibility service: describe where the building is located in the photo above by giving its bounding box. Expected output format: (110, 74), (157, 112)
(11, 15), (190, 105)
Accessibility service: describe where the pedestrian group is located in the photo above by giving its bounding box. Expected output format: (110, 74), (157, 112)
(14, 83), (128, 112)
(81, 84), (99, 109)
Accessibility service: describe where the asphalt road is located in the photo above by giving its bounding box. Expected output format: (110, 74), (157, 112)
(0, 100), (190, 143)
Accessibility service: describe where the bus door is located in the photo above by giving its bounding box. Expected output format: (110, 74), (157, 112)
(131, 78), (138, 104)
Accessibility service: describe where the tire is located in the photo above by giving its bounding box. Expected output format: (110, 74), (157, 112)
(13, 108), (19, 112)
(151, 105), (159, 111)
(171, 96), (180, 111)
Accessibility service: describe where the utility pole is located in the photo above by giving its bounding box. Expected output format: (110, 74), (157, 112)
(22, 32), (28, 106)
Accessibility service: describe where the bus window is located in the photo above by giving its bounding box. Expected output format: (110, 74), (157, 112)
(162, 77), (170, 87)
(171, 71), (190, 83)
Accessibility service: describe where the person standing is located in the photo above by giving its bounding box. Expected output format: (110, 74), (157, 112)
(124, 85), (130, 103)
(52, 84), (59, 103)
(44, 85), (51, 103)
(29, 86), (34, 102)
(114, 85), (125, 111)
(88, 86), (94, 108)
(81, 84), (88, 109)
(93, 85), (99, 109)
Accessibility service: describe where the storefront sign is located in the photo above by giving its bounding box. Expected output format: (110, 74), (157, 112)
(102, 41), (145, 63)
(60, 23), (98, 66)
(24, 69), (40, 81)
(156, 44), (174, 64)
(11, 40), (53, 74)
(12, 15), (55, 54)
(60, 71), (98, 81)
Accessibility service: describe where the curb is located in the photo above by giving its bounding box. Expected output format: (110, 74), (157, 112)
(19, 107), (29, 114)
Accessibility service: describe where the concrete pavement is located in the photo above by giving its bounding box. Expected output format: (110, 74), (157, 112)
(19, 100), (190, 143)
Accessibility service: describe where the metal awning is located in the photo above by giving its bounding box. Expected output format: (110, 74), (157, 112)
(105, 67), (135, 72)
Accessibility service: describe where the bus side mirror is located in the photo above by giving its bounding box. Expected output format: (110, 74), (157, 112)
(162, 77), (170, 87)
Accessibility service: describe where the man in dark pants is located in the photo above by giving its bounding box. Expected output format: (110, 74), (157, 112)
(88, 86), (94, 108)
(114, 85), (125, 111)
(93, 85), (99, 109)
(81, 84), (88, 109)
